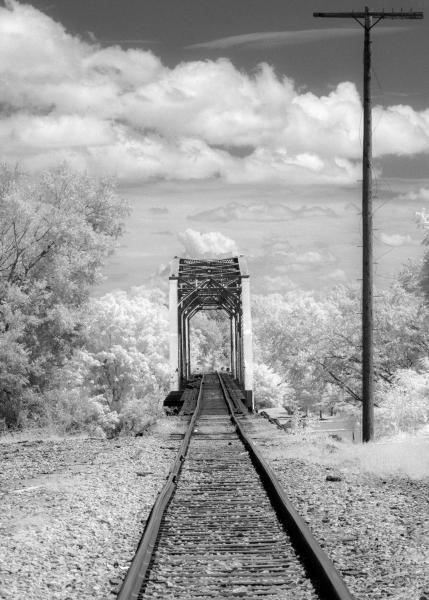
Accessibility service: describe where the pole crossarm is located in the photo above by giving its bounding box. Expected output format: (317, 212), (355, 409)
(313, 11), (423, 19)
(314, 10), (423, 30)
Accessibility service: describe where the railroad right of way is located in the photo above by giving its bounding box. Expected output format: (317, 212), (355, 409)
(118, 373), (355, 600)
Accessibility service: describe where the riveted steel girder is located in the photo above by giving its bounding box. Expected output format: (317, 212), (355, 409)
(168, 256), (254, 410)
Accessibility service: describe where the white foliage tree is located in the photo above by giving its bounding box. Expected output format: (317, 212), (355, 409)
(253, 362), (296, 411)
(376, 368), (429, 437)
(0, 164), (128, 426)
(82, 288), (169, 406)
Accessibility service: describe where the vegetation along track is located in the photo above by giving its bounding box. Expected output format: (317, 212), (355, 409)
(118, 373), (355, 600)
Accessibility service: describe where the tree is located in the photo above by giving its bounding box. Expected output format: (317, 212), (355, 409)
(251, 279), (429, 417)
(79, 288), (170, 409)
(41, 287), (170, 434)
(252, 291), (339, 407)
(253, 362), (296, 410)
(190, 311), (230, 371)
(375, 367), (429, 437)
(416, 208), (429, 302)
(0, 164), (129, 425)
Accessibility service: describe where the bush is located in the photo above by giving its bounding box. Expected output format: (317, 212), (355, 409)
(120, 394), (162, 433)
(45, 388), (120, 436)
(41, 383), (163, 436)
(0, 391), (24, 428)
(375, 369), (429, 438)
(0, 388), (51, 429)
(253, 363), (296, 410)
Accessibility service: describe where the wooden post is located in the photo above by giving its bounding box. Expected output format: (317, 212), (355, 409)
(361, 7), (374, 441)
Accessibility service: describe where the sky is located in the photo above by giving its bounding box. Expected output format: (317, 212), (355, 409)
(1, 0), (428, 295)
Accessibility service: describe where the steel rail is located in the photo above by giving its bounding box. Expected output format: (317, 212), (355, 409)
(217, 372), (356, 600)
(116, 375), (205, 600)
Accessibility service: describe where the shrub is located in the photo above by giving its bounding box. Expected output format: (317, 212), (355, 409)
(45, 388), (120, 435)
(253, 363), (296, 410)
(375, 369), (429, 437)
(120, 394), (162, 434)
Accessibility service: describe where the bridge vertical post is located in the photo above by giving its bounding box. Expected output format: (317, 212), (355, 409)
(238, 314), (243, 385)
(234, 313), (240, 383)
(179, 311), (186, 388)
(169, 264), (180, 392)
(241, 276), (254, 411)
(230, 315), (236, 378)
(185, 315), (191, 380)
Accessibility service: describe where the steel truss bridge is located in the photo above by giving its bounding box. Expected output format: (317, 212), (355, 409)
(168, 256), (254, 409)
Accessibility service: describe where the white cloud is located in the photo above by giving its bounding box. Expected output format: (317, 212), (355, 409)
(397, 188), (429, 202)
(188, 201), (338, 223)
(186, 27), (399, 50)
(0, 114), (114, 149)
(262, 275), (298, 293)
(178, 229), (239, 257)
(373, 105), (429, 157)
(0, 2), (428, 184)
(379, 232), (414, 247)
(289, 251), (326, 264)
(324, 269), (347, 282)
(273, 249), (335, 266)
(274, 250), (318, 262)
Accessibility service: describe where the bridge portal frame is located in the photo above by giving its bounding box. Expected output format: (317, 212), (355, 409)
(169, 256), (254, 410)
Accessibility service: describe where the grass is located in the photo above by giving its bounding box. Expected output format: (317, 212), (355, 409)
(0, 427), (89, 445)
(272, 425), (429, 480)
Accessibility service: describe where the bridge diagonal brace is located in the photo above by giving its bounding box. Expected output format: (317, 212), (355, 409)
(168, 256), (254, 410)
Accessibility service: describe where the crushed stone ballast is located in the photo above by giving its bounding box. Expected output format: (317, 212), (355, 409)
(118, 373), (355, 600)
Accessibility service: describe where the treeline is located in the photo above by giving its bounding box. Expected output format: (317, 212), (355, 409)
(189, 276), (429, 436)
(1, 165), (428, 438)
(252, 277), (429, 436)
(0, 165), (130, 432)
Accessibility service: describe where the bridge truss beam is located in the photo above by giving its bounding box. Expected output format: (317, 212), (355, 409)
(169, 257), (254, 410)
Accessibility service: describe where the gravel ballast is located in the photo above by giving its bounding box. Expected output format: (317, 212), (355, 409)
(1, 416), (428, 600)
(0, 424), (182, 600)
(244, 417), (429, 600)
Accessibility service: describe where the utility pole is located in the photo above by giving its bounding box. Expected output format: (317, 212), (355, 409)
(313, 7), (423, 442)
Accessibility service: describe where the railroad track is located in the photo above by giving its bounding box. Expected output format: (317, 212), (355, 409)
(118, 373), (354, 600)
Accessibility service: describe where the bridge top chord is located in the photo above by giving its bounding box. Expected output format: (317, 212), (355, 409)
(170, 256), (248, 315)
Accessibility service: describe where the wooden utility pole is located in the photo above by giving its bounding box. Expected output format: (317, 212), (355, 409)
(313, 7), (423, 442)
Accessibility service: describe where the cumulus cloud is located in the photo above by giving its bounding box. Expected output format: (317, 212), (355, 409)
(271, 250), (336, 273)
(379, 232), (414, 247)
(178, 229), (239, 257)
(262, 275), (298, 293)
(397, 188), (429, 202)
(188, 201), (338, 222)
(373, 106), (429, 157)
(272, 250), (315, 263)
(0, 2), (428, 184)
(324, 269), (348, 282)
(149, 207), (169, 214)
(284, 250), (328, 264)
